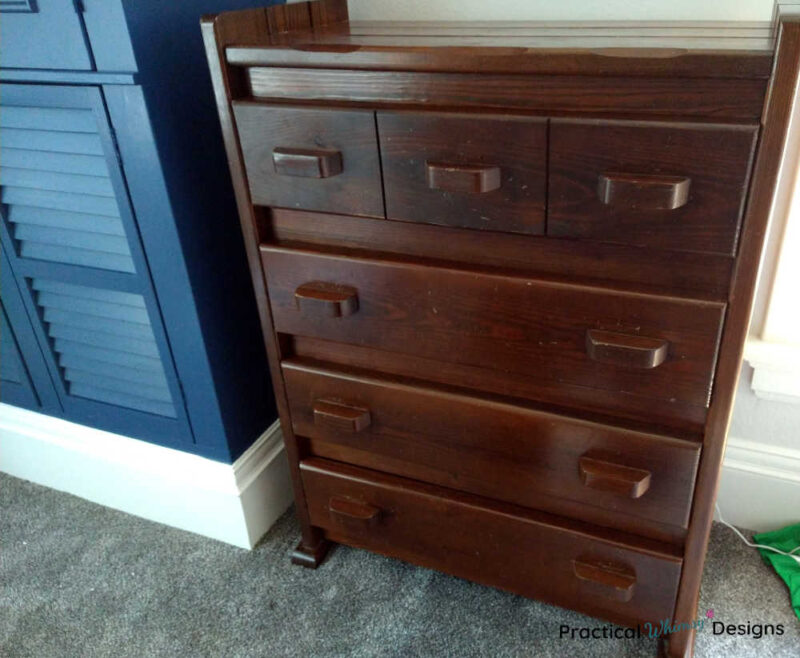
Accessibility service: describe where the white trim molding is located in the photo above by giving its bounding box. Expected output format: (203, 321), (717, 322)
(744, 338), (800, 402)
(717, 436), (800, 531)
(0, 403), (293, 549)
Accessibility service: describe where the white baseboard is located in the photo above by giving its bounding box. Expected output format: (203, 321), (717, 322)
(743, 338), (800, 402)
(717, 436), (800, 532)
(0, 403), (293, 549)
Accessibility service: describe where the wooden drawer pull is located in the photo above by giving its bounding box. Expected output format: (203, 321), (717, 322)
(426, 161), (501, 194)
(573, 557), (637, 602)
(586, 329), (669, 369)
(294, 281), (358, 317)
(313, 399), (372, 433)
(597, 172), (691, 210)
(579, 454), (652, 498)
(329, 496), (382, 526)
(273, 147), (343, 178)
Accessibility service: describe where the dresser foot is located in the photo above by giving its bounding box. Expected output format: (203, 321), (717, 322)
(659, 628), (695, 658)
(291, 538), (332, 568)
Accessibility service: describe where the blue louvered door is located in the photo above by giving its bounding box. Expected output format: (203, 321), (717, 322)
(0, 83), (193, 446)
(1, 244), (60, 410)
(0, 0), (93, 71)
(0, 305), (36, 407)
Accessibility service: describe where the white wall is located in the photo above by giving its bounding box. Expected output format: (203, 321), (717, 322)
(347, 0), (776, 22)
(731, 368), (800, 451)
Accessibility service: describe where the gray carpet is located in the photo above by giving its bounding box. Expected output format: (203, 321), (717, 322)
(1, 473), (797, 658)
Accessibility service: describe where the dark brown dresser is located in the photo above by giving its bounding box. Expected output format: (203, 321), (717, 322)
(202, 3), (799, 655)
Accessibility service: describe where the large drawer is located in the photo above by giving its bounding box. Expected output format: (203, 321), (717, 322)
(378, 112), (547, 235)
(548, 119), (758, 255)
(233, 103), (384, 217)
(262, 246), (725, 427)
(301, 458), (683, 628)
(284, 361), (700, 543)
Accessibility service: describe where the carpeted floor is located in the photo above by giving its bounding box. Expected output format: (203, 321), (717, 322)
(1, 473), (797, 658)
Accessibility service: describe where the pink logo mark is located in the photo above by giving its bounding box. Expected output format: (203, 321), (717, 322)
(706, 609), (714, 619)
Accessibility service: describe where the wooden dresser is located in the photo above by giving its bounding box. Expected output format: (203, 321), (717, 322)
(202, 3), (799, 655)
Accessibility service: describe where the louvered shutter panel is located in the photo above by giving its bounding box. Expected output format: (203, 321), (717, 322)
(0, 0), (92, 71)
(1, 306), (23, 385)
(0, 103), (137, 273)
(30, 279), (177, 418)
(0, 303), (39, 407)
(0, 84), (190, 442)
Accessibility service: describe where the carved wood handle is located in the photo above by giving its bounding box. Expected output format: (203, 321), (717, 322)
(329, 496), (382, 526)
(426, 162), (501, 194)
(597, 172), (691, 210)
(294, 282), (358, 317)
(579, 453), (652, 498)
(273, 147), (343, 178)
(585, 329), (669, 369)
(313, 399), (371, 433)
(573, 557), (637, 602)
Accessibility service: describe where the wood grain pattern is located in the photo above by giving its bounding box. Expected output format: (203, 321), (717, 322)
(290, 335), (710, 436)
(549, 119), (759, 254)
(202, 7), (789, 654)
(585, 330), (670, 369)
(426, 162), (501, 194)
(301, 458), (683, 629)
(572, 557), (637, 602)
(378, 112), (546, 234)
(312, 398), (371, 433)
(309, 0), (348, 29)
(663, 20), (800, 658)
(597, 173), (692, 211)
(263, 246), (725, 414)
(266, 208), (735, 300)
(233, 103), (383, 217)
(294, 281), (359, 318)
(202, 5), (336, 566)
(272, 147), (343, 178)
(266, 3), (312, 36)
(228, 43), (774, 78)
(246, 67), (768, 119)
(284, 360), (700, 542)
(579, 454), (653, 499)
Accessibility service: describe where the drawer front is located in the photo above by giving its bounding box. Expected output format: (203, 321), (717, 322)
(284, 361), (701, 541)
(301, 458), (682, 628)
(378, 112), (546, 235)
(263, 247), (725, 418)
(548, 119), (758, 254)
(233, 104), (383, 217)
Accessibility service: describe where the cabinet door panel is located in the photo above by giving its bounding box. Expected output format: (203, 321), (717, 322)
(0, 247), (60, 411)
(0, 86), (136, 273)
(0, 84), (192, 447)
(0, 0), (92, 71)
(1, 304), (39, 408)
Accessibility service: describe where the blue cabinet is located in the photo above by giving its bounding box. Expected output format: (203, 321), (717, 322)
(1, 83), (194, 444)
(0, 246), (60, 410)
(0, 0), (284, 462)
(0, 305), (37, 408)
(0, 0), (93, 71)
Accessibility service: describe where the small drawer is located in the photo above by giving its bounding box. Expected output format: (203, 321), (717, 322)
(233, 103), (384, 217)
(284, 361), (701, 542)
(301, 458), (682, 628)
(378, 112), (546, 235)
(262, 246), (725, 427)
(548, 119), (758, 254)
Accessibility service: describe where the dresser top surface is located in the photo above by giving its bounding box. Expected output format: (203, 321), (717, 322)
(283, 20), (776, 51)
(222, 19), (778, 78)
